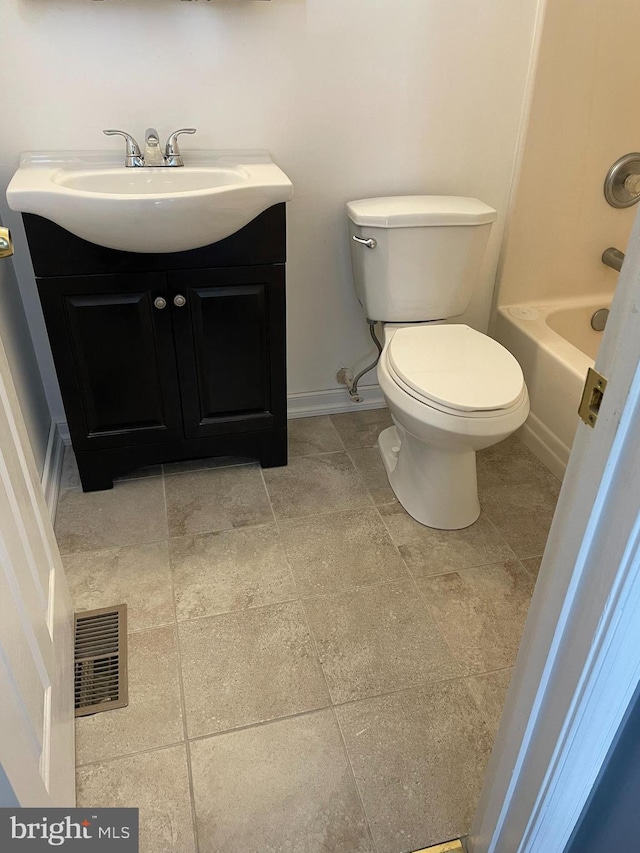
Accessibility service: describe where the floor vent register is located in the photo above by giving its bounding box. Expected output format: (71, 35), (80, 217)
(74, 604), (129, 717)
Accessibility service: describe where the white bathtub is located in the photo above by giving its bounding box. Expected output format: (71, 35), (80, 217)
(494, 294), (612, 479)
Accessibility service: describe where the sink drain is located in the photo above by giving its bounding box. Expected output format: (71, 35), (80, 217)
(74, 604), (128, 717)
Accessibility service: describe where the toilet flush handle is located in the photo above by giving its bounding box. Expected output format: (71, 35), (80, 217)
(352, 235), (377, 249)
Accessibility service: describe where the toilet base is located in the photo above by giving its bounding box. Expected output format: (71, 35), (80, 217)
(378, 425), (481, 530)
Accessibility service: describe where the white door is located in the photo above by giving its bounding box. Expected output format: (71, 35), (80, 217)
(470, 204), (640, 848)
(0, 230), (75, 807)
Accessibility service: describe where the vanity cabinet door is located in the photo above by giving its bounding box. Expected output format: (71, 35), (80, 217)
(38, 273), (183, 450)
(169, 265), (286, 439)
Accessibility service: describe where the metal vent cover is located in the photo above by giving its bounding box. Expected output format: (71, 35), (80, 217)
(74, 604), (128, 717)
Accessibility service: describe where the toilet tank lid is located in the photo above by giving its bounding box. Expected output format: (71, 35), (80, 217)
(346, 196), (497, 228)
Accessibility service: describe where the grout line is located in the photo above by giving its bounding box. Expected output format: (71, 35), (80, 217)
(180, 664), (515, 749)
(257, 466), (304, 602)
(331, 705), (380, 853)
(462, 663), (514, 680)
(163, 473), (201, 853)
(76, 659), (515, 774)
(184, 704), (333, 747)
(379, 521), (475, 674)
(405, 555), (535, 584)
(519, 552), (546, 565)
(517, 556), (543, 581)
(163, 460), (255, 478)
(288, 447), (354, 460)
(258, 466), (279, 531)
(478, 512), (518, 557)
(76, 739), (188, 771)
(171, 575), (422, 629)
(296, 585), (337, 706)
(260, 466), (335, 714)
(61, 485), (394, 559)
(60, 534), (173, 560)
(125, 618), (175, 636)
(372, 499), (531, 682)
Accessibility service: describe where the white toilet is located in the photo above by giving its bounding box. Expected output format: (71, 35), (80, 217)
(347, 195), (530, 530)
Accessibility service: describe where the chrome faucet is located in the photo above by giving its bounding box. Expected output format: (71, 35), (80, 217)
(103, 130), (144, 167)
(144, 127), (165, 167)
(103, 127), (197, 167)
(164, 128), (197, 167)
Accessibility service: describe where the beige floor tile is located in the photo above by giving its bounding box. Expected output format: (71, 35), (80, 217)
(55, 477), (167, 555)
(477, 435), (560, 490)
(76, 625), (183, 765)
(116, 464), (163, 482)
(418, 561), (535, 674)
(170, 524), (296, 620)
(63, 541), (173, 632)
(479, 480), (559, 559)
(77, 745), (196, 853)
(336, 680), (494, 852)
(61, 447), (161, 489)
(476, 435), (560, 559)
(263, 452), (371, 520)
(348, 447), (397, 505)
(288, 415), (345, 456)
(163, 455), (252, 475)
(304, 580), (462, 703)
(379, 505), (514, 579)
(521, 555), (543, 579)
(178, 602), (329, 736)
(165, 465), (273, 537)
(466, 668), (513, 735)
(280, 509), (408, 597)
(330, 408), (393, 450)
(190, 710), (373, 853)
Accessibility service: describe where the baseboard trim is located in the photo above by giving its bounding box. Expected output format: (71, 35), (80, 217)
(517, 412), (569, 481)
(287, 384), (386, 418)
(41, 420), (66, 523)
(52, 386), (387, 478)
(56, 421), (71, 445)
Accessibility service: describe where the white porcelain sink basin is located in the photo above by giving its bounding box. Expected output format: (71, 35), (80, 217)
(56, 167), (246, 195)
(7, 151), (293, 253)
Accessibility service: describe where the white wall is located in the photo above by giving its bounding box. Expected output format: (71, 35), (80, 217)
(0, 0), (541, 422)
(0, 232), (50, 475)
(496, 0), (640, 307)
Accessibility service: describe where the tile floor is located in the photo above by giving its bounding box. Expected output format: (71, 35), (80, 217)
(61, 409), (560, 853)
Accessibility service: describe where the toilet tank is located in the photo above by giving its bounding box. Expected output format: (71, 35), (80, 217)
(346, 196), (497, 322)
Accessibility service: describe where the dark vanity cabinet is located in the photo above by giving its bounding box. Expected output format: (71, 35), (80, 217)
(24, 205), (287, 490)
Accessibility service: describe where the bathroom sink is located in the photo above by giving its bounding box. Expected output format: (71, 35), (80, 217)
(55, 167), (246, 195)
(7, 151), (293, 253)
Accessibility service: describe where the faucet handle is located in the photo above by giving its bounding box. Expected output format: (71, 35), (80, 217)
(103, 130), (143, 167)
(164, 128), (197, 167)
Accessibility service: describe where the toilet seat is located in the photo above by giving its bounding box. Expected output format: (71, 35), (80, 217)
(386, 324), (525, 414)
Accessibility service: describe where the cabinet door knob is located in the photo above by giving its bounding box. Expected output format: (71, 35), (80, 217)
(154, 297), (167, 310)
(173, 294), (187, 308)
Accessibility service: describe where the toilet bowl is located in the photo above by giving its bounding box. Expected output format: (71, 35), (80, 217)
(346, 194), (529, 530)
(376, 323), (529, 529)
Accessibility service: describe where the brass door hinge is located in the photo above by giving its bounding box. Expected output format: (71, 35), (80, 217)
(413, 841), (464, 853)
(0, 227), (13, 259)
(579, 367), (608, 428)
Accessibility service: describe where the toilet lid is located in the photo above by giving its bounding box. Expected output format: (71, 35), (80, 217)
(387, 325), (525, 412)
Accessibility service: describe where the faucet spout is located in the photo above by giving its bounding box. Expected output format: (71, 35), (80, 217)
(144, 127), (166, 167)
